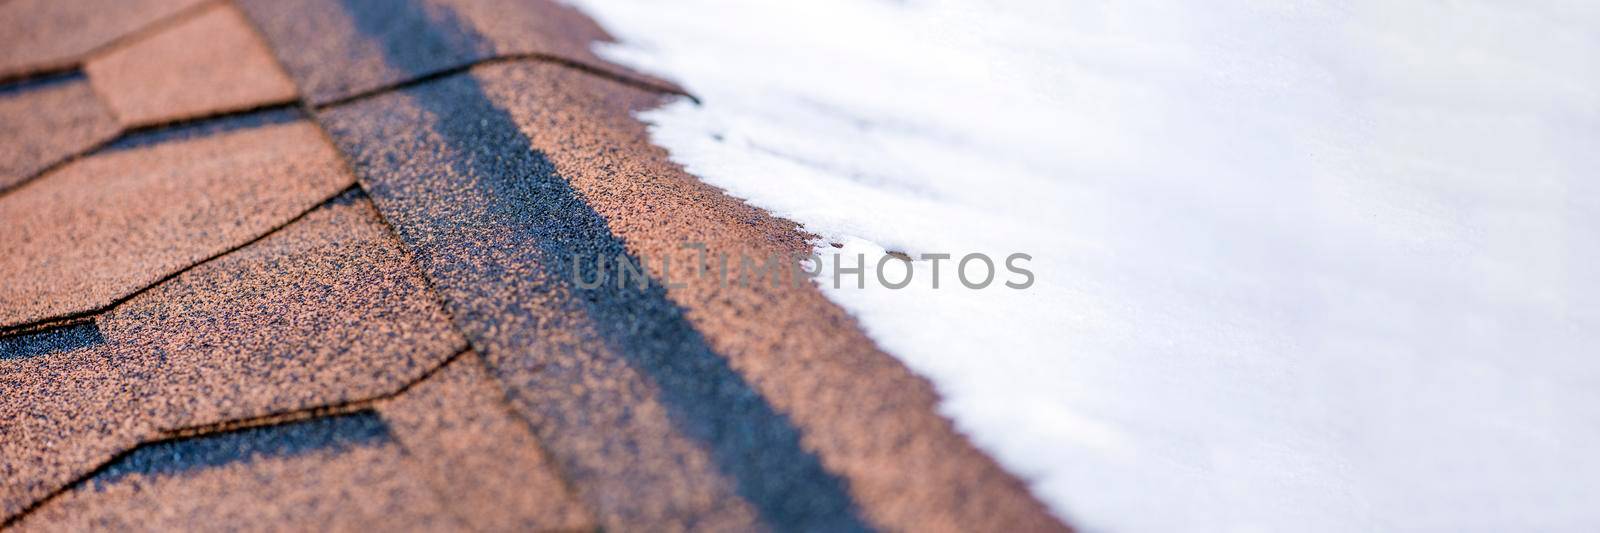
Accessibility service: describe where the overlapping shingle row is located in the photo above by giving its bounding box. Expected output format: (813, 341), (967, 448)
(0, 2), (304, 195)
(2, 194), (465, 520)
(0, 1), (1069, 531)
(1, 115), (351, 330)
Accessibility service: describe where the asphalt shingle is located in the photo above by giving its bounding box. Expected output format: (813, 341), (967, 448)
(83, 3), (298, 127)
(0, 116), (353, 330)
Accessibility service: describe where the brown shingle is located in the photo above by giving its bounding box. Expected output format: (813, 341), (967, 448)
(0, 118), (353, 330)
(376, 352), (595, 532)
(0, 195), (466, 521)
(83, 3), (297, 128)
(0, 75), (119, 192)
(0, 0), (209, 80)
(236, 0), (649, 105)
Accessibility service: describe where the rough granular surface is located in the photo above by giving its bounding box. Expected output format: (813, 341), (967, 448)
(375, 352), (596, 532)
(235, 0), (620, 105)
(0, 195), (464, 520)
(0, 0), (207, 80)
(10, 413), (457, 533)
(0, 1), (1070, 531)
(0, 118), (353, 329)
(84, 3), (298, 127)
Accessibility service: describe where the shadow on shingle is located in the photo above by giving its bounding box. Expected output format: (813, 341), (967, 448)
(0, 321), (106, 360)
(90, 411), (393, 489)
(103, 105), (303, 152)
(0, 70), (85, 96)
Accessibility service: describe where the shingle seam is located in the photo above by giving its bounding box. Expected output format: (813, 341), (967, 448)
(226, 1), (494, 343)
(458, 353), (604, 524)
(244, 31), (482, 400)
(0, 346), (472, 529)
(0, 133), (110, 198)
(0, 0), (224, 86)
(380, 353), (596, 533)
(310, 52), (699, 110)
(0, 184), (358, 338)
(156, 346), (471, 441)
(0, 102), (301, 199)
(79, 74), (299, 135)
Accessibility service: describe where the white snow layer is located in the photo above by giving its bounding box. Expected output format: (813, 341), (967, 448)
(563, 0), (1600, 531)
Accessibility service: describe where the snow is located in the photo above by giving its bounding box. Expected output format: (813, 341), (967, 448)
(563, 0), (1600, 530)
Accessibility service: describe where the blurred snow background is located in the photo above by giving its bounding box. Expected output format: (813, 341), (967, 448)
(564, 0), (1600, 530)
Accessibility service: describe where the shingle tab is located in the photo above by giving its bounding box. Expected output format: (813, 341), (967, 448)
(0, 195), (466, 521)
(0, 75), (119, 192)
(0, 0), (208, 79)
(0, 118), (353, 330)
(84, 4), (298, 128)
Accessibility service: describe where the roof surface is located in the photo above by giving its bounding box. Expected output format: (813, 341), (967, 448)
(0, 1), (1068, 531)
